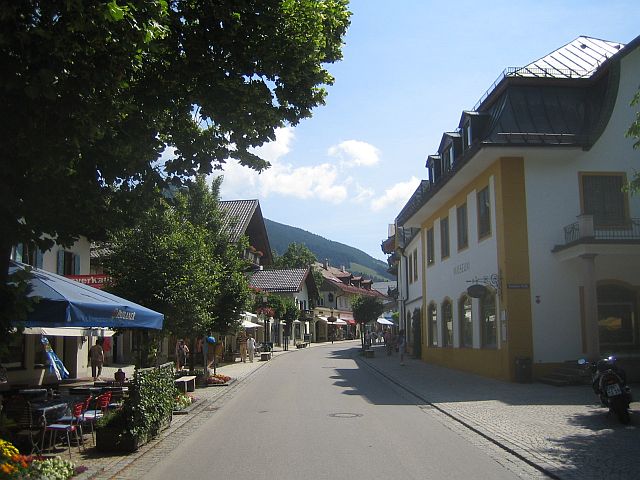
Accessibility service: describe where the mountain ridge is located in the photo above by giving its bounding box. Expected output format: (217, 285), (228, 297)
(264, 218), (392, 281)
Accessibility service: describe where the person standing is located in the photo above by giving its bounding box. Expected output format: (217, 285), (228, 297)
(176, 339), (189, 371)
(397, 330), (407, 366)
(384, 330), (392, 355)
(238, 330), (248, 363)
(89, 338), (104, 380)
(247, 334), (256, 363)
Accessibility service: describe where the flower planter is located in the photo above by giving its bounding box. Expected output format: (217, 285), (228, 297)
(96, 427), (147, 453)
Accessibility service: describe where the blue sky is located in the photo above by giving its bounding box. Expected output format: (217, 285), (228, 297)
(213, 0), (638, 261)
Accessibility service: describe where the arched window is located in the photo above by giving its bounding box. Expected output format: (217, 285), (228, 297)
(481, 292), (496, 348)
(442, 300), (453, 347)
(428, 303), (438, 347)
(459, 295), (473, 347)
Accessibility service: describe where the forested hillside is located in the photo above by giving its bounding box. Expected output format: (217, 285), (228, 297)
(264, 219), (392, 281)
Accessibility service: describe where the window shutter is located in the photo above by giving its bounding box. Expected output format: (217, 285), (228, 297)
(57, 250), (65, 274)
(15, 244), (24, 262)
(73, 254), (81, 275)
(36, 249), (44, 269)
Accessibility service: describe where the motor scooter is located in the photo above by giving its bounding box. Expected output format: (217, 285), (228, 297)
(578, 356), (632, 424)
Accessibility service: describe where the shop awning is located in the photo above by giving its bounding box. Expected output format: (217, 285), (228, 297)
(377, 317), (395, 325)
(9, 261), (164, 330)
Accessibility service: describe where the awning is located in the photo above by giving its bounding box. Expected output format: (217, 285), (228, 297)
(242, 319), (263, 329)
(22, 327), (116, 337)
(9, 261), (164, 330)
(317, 316), (328, 322)
(333, 319), (347, 325)
(377, 317), (395, 325)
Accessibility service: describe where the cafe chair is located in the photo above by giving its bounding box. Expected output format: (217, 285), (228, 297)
(82, 392), (111, 443)
(42, 403), (84, 458)
(4, 399), (43, 455)
(56, 402), (87, 450)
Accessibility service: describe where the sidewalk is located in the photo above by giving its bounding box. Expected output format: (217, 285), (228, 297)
(359, 344), (640, 480)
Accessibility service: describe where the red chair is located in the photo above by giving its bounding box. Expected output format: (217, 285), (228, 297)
(83, 392), (111, 443)
(56, 401), (87, 449)
(42, 403), (84, 457)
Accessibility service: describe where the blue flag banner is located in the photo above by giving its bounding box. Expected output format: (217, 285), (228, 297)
(41, 337), (69, 380)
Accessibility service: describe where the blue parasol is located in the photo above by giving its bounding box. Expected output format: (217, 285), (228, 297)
(9, 261), (164, 330)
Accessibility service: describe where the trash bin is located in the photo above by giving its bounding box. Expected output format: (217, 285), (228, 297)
(514, 357), (532, 383)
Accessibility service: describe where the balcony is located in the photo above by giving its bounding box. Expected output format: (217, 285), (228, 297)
(553, 215), (640, 259)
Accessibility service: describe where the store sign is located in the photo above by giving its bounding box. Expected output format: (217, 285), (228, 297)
(66, 274), (110, 289)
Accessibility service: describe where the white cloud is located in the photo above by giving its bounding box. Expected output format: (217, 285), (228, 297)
(327, 140), (381, 167)
(371, 176), (421, 212)
(251, 127), (295, 163)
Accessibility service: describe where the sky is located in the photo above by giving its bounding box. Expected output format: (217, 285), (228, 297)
(212, 0), (639, 261)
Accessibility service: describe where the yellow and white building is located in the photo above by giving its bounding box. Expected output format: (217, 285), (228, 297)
(392, 35), (640, 381)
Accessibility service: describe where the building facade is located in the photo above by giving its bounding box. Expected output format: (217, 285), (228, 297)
(391, 35), (640, 381)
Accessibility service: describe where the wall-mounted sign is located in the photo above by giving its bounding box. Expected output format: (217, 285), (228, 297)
(507, 283), (530, 289)
(467, 284), (488, 298)
(453, 262), (470, 275)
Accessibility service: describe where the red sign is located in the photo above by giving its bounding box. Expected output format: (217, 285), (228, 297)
(66, 274), (111, 290)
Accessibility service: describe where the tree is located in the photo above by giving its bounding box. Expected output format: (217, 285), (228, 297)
(0, 0), (351, 349)
(626, 90), (640, 191)
(351, 295), (384, 350)
(273, 242), (317, 268)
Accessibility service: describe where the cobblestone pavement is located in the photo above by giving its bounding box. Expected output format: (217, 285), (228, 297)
(359, 345), (640, 480)
(68, 343), (640, 479)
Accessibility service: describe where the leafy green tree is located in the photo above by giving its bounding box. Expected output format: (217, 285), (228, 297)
(627, 91), (640, 191)
(0, 0), (351, 351)
(273, 243), (317, 268)
(351, 295), (384, 350)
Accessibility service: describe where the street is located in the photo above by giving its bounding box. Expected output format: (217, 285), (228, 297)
(144, 342), (533, 480)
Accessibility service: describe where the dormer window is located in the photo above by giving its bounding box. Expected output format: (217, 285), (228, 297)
(463, 121), (472, 149)
(427, 155), (442, 184)
(442, 146), (453, 173)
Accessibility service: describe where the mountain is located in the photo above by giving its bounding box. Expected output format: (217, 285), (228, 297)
(264, 218), (393, 281)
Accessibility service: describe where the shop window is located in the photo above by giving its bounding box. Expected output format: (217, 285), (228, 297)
(481, 293), (497, 348)
(442, 300), (453, 347)
(477, 186), (491, 239)
(428, 303), (438, 347)
(457, 204), (468, 250)
(426, 228), (435, 265)
(0, 334), (25, 369)
(580, 173), (627, 226)
(440, 217), (450, 259)
(597, 284), (636, 348)
(459, 295), (473, 347)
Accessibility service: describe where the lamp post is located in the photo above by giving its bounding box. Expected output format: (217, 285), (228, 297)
(262, 295), (269, 347)
(328, 309), (337, 344)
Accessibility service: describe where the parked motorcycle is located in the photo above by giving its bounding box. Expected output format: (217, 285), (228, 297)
(578, 356), (632, 424)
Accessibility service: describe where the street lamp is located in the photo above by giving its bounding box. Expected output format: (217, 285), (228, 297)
(262, 295), (269, 347)
(328, 309), (337, 344)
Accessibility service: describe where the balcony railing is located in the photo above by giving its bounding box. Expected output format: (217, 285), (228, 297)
(563, 215), (640, 244)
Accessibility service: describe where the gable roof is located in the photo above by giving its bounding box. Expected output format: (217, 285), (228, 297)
(219, 199), (273, 265)
(249, 268), (310, 293)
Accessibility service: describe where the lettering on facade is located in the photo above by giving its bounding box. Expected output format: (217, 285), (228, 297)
(507, 283), (530, 289)
(453, 262), (470, 275)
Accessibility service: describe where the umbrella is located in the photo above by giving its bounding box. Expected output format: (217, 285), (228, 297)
(376, 317), (394, 325)
(22, 327), (116, 337)
(9, 261), (164, 329)
(242, 319), (263, 329)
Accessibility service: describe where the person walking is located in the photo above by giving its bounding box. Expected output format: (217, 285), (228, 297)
(247, 334), (256, 363)
(238, 330), (248, 363)
(384, 330), (393, 355)
(397, 330), (407, 366)
(89, 338), (104, 380)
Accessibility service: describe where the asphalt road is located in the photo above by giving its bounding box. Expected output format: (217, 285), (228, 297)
(146, 342), (525, 480)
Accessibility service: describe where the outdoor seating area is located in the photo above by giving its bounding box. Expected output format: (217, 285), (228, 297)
(0, 382), (127, 458)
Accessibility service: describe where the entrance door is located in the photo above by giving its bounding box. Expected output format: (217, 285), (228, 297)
(597, 284), (637, 351)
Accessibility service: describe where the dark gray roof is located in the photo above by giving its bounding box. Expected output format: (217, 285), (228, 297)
(249, 268), (309, 293)
(219, 200), (259, 242)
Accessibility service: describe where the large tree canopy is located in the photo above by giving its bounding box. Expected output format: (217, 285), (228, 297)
(0, 0), (350, 350)
(351, 294), (384, 349)
(0, 0), (351, 264)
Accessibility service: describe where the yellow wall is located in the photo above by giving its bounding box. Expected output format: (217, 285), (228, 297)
(420, 157), (534, 381)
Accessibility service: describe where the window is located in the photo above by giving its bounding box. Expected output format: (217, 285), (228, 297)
(477, 186), (491, 239)
(440, 217), (450, 259)
(412, 250), (418, 282)
(0, 334), (24, 369)
(57, 250), (80, 275)
(408, 253), (413, 284)
(442, 147), (452, 173)
(463, 121), (472, 148)
(481, 293), (497, 348)
(459, 295), (473, 347)
(12, 244), (43, 268)
(426, 228), (435, 265)
(457, 204), (468, 250)
(428, 303), (438, 347)
(581, 173), (627, 226)
(442, 300), (453, 347)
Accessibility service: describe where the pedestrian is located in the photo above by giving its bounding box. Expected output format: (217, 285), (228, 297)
(238, 330), (248, 362)
(89, 338), (104, 380)
(398, 330), (407, 366)
(364, 331), (371, 348)
(384, 330), (392, 355)
(176, 339), (189, 371)
(247, 334), (256, 363)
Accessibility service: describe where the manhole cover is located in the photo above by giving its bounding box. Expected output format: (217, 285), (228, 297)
(204, 406), (219, 412)
(328, 413), (363, 418)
